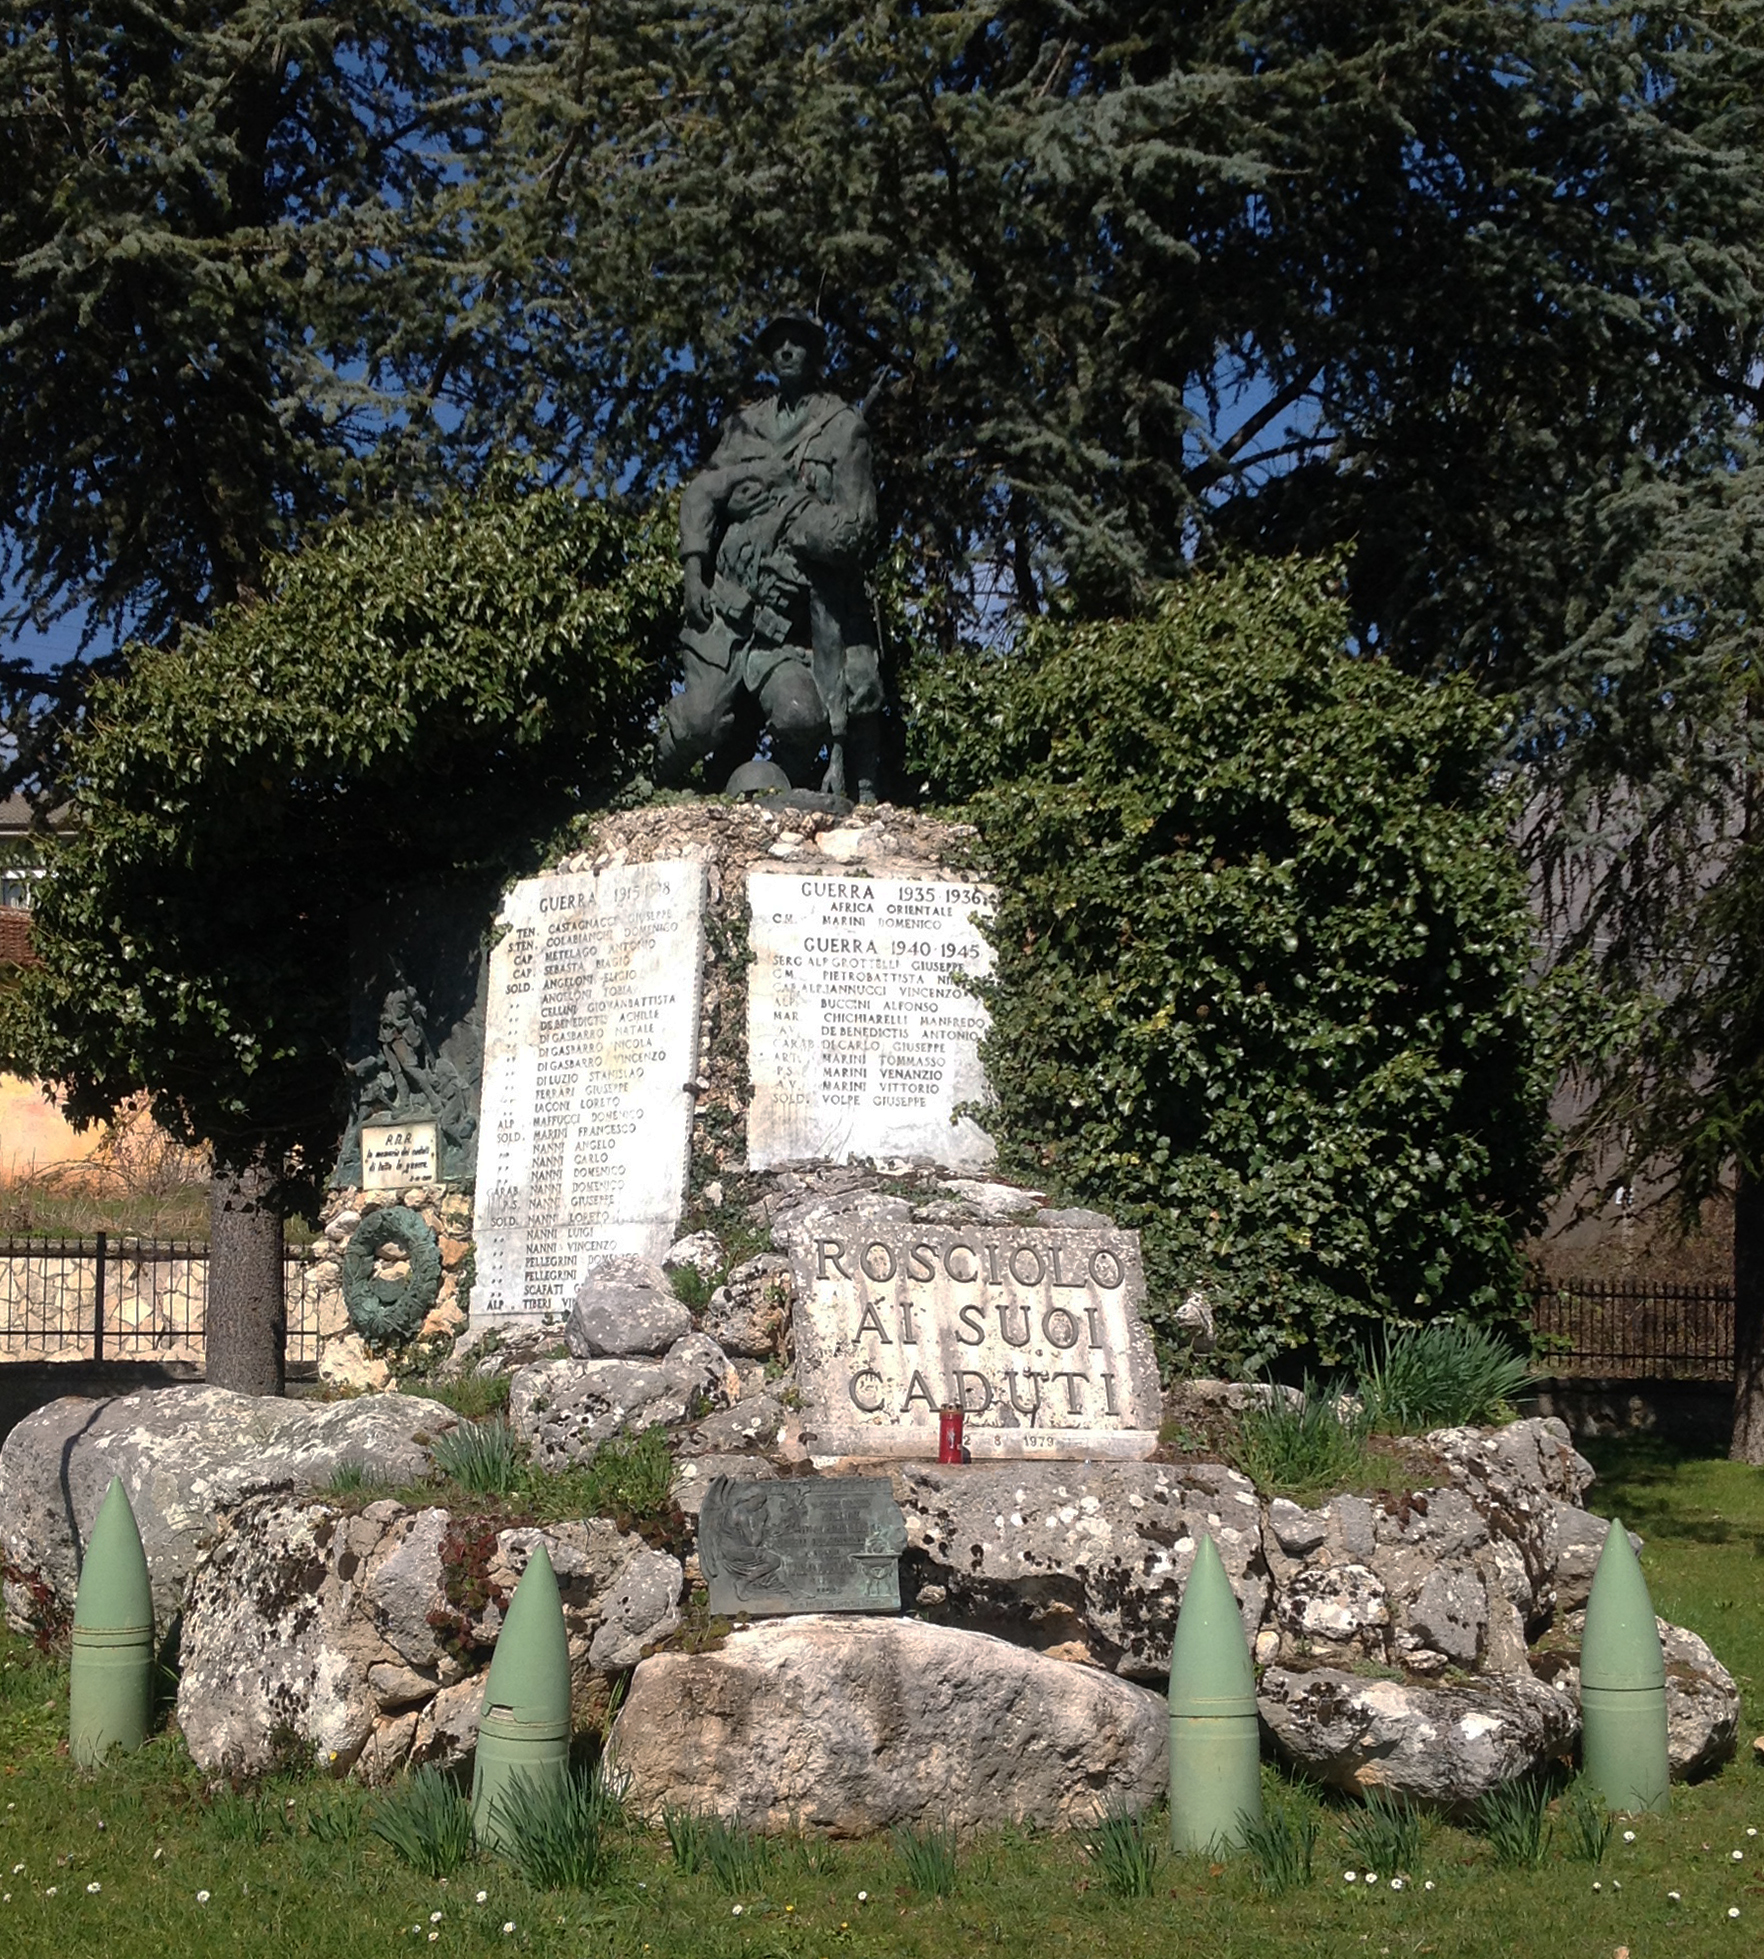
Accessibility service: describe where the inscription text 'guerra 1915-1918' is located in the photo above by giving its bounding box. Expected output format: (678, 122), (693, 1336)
(471, 862), (705, 1315)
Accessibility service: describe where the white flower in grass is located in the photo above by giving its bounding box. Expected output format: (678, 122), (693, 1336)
(1389, 1878), (1404, 1891)
(1750, 1828), (1759, 1839)
(1623, 1830), (1636, 1843)
(44, 1886), (56, 1897)
(430, 1913), (443, 1924)
(501, 1924), (515, 1936)
(428, 1936), (439, 1944)
(1730, 1908), (1742, 1920)
(856, 1891), (868, 1902)
(1423, 1880), (1435, 1892)
(1343, 1871), (1358, 1884)
(1734, 1850), (1745, 1862)
(731, 1903), (743, 1916)
(86, 1882), (100, 1894)
(195, 1890), (210, 1904)
(1667, 1891), (1681, 1902)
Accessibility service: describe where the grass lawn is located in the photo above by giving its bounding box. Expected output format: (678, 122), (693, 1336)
(1, 1434), (1760, 1958)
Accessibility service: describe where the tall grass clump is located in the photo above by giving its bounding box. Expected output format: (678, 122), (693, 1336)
(1086, 1807), (1161, 1897)
(429, 1416), (520, 1496)
(702, 1814), (777, 1894)
(1563, 1776), (1615, 1864)
(662, 1804), (711, 1875)
(324, 1458), (388, 1496)
(1231, 1377), (1369, 1496)
(893, 1818), (960, 1896)
(491, 1765), (623, 1889)
(1359, 1322), (1536, 1432)
(1341, 1785), (1422, 1875)
(1241, 1800), (1319, 1896)
(1475, 1773), (1553, 1868)
(369, 1768), (474, 1877)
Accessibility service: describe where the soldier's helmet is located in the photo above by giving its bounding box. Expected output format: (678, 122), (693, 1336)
(755, 312), (827, 363)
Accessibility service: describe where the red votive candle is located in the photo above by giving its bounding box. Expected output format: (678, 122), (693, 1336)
(938, 1404), (965, 1463)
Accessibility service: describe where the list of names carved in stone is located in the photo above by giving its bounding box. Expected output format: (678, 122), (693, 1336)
(471, 862), (704, 1314)
(746, 870), (996, 1170)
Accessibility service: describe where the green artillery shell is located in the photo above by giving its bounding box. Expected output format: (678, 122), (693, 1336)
(69, 1477), (154, 1767)
(1580, 1515), (1670, 1814)
(1168, 1532), (1263, 1852)
(470, 1541), (572, 1849)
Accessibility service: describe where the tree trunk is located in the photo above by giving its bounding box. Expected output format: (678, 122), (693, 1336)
(1731, 1162), (1764, 1462)
(207, 1154), (285, 1396)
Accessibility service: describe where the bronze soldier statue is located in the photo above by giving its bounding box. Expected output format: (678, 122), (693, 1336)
(655, 313), (882, 802)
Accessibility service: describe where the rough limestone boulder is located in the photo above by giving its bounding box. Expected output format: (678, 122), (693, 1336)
(174, 1494), (683, 1780)
(892, 1460), (1265, 1678)
(1257, 1664), (1580, 1806)
(567, 1255), (691, 1360)
(1257, 1418), (1595, 1677)
(610, 1616), (1167, 1834)
(0, 1386), (451, 1633)
(699, 1254), (791, 1359)
(508, 1334), (740, 1468)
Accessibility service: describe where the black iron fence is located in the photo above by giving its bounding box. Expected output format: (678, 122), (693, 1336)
(1526, 1278), (1735, 1381)
(0, 1233), (322, 1366)
(0, 1234), (1736, 1382)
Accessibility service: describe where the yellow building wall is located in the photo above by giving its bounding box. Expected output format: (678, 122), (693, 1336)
(0, 1074), (107, 1183)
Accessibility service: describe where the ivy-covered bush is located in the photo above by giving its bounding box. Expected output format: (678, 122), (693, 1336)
(905, 557), (1550, 1369)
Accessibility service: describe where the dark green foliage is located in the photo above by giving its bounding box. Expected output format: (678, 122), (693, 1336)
(490, 1765), (623, 1890)
(369, 1767), (474, 1879)
(1230, 1380), (1371, 1499)
(0, 484), (676, 1214)
(1341, 1787), (1423, 1877)
(892, 1820), (960, 1897)
(428, 1419), (520, 1498)
(910, 557), (1550, 1365)
(1563, 1777), (1615, 1866)
(462, 2), (1764, 682)
(323, 1461), (390, 1499)
(1359, 1323), (1537, 1433)
(701, 1815), (777, 1894)
(1475, 1775), (1554, 1869)
(0, 2), (494, 645)
(1085, 1808), (1161, 1899)
(1241, 1800), (1320, 1897)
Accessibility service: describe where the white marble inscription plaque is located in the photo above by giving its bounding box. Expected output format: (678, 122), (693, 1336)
(471, 862), (704, 1315)
(791, 1219), (1161, 1459)
(360, 1120), (438, 1191)
(747, 871), (996, 1169)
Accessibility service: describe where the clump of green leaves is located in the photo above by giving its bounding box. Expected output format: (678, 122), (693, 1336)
(663, 1805), (712, 1875)
(429, 1417), (520, 1496)
(369, 1768), (474, 1878)
(572, 1425), (676, 1521)
(1242, 1800), (1320, 1896)
(906, 557), (1550, 1367)
(1562, 1776), (1615, 1865)
(491, 1765), (623, 1890)
(701, 1814), (776, 1894)
(324, 1458), (389, 1497)
(1230, 1379), (1370, 1497)
(893, 1819), (960, 1896)
(1475, 1774), (1553, 1868)
(1341, 1786), (1423, 1876)
(1085, 1807), (1160, 1897)
(1358, 1321), (1537, 1433)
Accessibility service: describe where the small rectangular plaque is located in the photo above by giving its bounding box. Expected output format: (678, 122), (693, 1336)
(698, 1475), (907, 1616)
(360, 1120), (439, 1191)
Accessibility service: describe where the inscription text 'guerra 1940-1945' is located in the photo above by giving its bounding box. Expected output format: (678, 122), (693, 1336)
(746, 870), (996, 1171)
